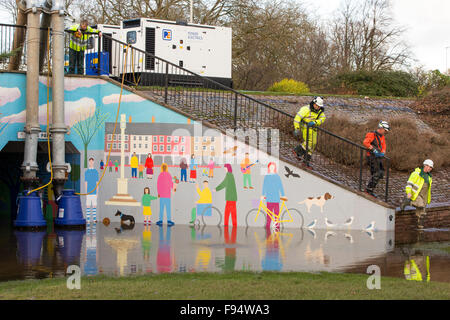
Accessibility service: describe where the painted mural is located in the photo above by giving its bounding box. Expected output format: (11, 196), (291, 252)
(0, 72), (395, 232)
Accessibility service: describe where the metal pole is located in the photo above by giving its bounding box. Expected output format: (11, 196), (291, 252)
(305, 125), (310, 166)
(21, 6), (42, 188)
(359, 148), (364, 191)
(385, 158), (390, 203)
(38, 10), (52, 72)
(50, 4), (68, 198)
(446, 46), (450, 75)
(97, 35), (102, 75)
(234, 92), (238, 129)
(164, 63), (169, 103)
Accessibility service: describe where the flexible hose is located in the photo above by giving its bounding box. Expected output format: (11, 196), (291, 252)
(75, 44), (130, 196)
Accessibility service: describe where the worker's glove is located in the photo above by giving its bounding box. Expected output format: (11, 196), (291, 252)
(371, 148), (380, 156)
(307, 121), (316, 128)
(293, 129), (300, 137)
(400, 197), (411, 211)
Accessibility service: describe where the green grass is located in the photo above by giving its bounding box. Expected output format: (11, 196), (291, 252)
(1, 272), (449, 300)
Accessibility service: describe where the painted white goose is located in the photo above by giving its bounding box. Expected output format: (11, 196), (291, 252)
(342, 216), (354, 227)
(325, 217), (336, 228)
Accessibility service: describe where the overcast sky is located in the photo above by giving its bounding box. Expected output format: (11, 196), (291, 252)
(301, 0), (450, 72)
(1, 0), (449, 72)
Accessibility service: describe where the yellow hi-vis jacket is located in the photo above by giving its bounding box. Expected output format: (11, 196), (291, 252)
(405, 168), (432, 204)
(404, 257), (430, 282)
(68, 24), (99, 51)
(293, 105), (326, 130)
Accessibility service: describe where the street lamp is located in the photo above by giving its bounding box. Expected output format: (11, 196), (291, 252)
(446, 46), (450, 75)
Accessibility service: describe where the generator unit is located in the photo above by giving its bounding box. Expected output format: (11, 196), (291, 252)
(90, 24), (122, 77)
(118, 18), (232, 87)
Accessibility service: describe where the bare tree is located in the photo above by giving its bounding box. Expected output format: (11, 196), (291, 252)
(330, 0), (411, 73)
(0, 0), (18, 23)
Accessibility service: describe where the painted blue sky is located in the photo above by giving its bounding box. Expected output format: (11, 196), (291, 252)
(0, 73), (190, 152)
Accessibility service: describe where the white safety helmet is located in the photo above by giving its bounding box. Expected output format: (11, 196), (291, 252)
(378, 120), (390, 131)
(423, 159), (434, 168)
(312, 96), (324, 107)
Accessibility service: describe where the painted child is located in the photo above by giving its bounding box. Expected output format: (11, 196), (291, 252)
(108, 160), (113, 172)
(142, 187), (157, 225)
(114, 160), (119, 173)
(138, 163), (145, 179)
(208, 158), (215, 178)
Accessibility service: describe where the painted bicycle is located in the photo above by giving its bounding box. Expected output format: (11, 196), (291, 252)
(245, 196), (304, 229)
(191, 204), (223, 227)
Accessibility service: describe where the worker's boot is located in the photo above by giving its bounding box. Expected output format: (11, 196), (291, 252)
(294, 145), (305, 158)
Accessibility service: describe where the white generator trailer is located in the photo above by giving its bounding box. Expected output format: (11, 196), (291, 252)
(118, 18), (232, 88)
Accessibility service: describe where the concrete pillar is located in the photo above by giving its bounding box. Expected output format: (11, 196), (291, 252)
(50, 5), (68, 198)
(21, 7), (42, 187)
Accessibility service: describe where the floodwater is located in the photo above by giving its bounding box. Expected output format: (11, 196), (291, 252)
(0, 222), (449, 283)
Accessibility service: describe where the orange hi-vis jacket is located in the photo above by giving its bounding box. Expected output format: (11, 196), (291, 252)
(363, 131), (386, 157)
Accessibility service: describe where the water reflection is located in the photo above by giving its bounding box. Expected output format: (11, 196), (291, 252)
(1, 223), (449, 283)
(157, 226), (174, 273)
(15, 230), (46, 266)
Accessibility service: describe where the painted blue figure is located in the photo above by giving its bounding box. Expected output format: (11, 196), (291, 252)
(261, 227), (283, 271)
(85, 157), (99, 224)
(261, 162), (285, 230)
(84, 226), (98, 276)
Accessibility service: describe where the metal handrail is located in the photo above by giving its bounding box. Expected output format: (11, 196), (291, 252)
(0, 23), (391, 202)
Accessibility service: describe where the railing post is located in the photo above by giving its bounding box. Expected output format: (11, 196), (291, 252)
(97, 35), (102, 75)
(359, 148), (364, 191)
(164, 63), (169, 104)
(234, 92), (238, 129)
(305, 125), (310, 166)
(385, 158), (390, 203)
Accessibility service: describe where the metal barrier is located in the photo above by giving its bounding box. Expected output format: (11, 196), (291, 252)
(0, 23), (27, 71)
(0, 23), (391, 202)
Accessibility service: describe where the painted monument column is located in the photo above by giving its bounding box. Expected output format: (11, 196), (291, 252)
(105, 114), (139, 206)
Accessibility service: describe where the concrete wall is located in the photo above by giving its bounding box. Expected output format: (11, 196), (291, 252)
(0, 73), (395, 231)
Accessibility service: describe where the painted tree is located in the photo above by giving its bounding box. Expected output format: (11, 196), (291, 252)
(72, 107), (109, 168)
(0, 114), (9, 136)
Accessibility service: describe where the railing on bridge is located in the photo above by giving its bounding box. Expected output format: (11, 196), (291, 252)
(0, 23), (391, 202)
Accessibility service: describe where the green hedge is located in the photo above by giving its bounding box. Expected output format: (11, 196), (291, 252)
(330, 71), (419, 97)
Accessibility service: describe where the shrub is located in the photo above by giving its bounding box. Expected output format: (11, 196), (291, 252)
(329, 71), (419, 97)
(268, 79), (310, 94)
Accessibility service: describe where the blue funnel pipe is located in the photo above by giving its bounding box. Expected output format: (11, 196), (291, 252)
(54, 189), (86, 227)
(14, 190), (47, 228)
